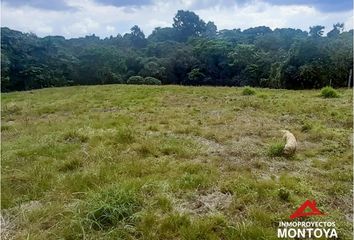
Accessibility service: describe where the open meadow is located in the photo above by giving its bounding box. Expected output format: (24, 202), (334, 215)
(1, 85), (353, 239)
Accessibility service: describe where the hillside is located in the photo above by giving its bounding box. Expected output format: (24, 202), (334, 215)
(1, 85), (353, 239)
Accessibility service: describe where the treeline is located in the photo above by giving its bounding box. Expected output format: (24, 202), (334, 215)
(1, 10), (353, 92)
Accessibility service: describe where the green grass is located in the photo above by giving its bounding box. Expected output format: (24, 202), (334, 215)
(1, 85), (352, 239)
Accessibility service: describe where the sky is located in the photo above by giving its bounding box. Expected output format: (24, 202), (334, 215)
(1, 0), (353, 38)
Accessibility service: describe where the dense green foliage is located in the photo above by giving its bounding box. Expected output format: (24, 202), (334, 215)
(1, 10), (353, 91)
(127, 76), (162, 85)
(127, 76), (145, 85)
(144, 77), (162, 85)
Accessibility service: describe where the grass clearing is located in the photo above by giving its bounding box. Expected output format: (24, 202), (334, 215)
(1, 85), (352, 239)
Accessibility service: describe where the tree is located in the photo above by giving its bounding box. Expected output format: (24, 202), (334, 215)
(280, 39), (330, 89)
(203, 21), (217, 38)
(327, 30), (353, 86)
(193, 39), (234, 85)
(148, 27), (177, 42)
(139, 59), (166, 80)
(229, 44), (271, 86)
(309, 25), (325, 38)
(126, 25), (147, 48)
(187, 68), (205, 85)
(327, 23), (344, 38)
(173, 10), (206, 41)
(1, 53), (11, 91)
(243, 26), (272, 36)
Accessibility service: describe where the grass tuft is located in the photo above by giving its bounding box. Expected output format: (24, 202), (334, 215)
(268, 142), (285, 157)
(114, 128), (135, 144)
(320, 86), (339, 98)
(242, 86), (256, 96)
(58, 159), (83, 172)
(63, 131), (89, 143)
(85, 185), (142, 230)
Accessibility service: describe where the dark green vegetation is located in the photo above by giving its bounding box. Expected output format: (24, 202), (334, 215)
(1, 85), (352, 239)
(127, 76), (162, 85)
(1, 11), (353, 92)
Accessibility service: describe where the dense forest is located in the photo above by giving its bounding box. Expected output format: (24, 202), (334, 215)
(1, 10), (353, 92)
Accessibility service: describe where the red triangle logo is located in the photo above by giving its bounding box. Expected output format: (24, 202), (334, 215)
(290, 200), (324, 219)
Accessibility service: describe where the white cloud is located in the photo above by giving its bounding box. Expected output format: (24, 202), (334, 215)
(62, 18), (100, 36)
(197, 1), (353, 32)
(105, 25), (116, 33)
(1, 0), (352, 38)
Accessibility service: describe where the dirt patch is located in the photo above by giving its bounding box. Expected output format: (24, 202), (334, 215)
(191, 136), (225, 156)
(227, 136), (263, 160)
(175, 191), (232, 215)
(297, 140), (320, 151)
(1, 201), (42, 240)
(19, 200), (42, 212)
(1, 214), (15, 240)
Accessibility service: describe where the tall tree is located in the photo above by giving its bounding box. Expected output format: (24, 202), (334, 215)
(173, 10), (206, 41)
(203, 21), (217, 38)
(126, 25), (147, 48)
(309, 25), (325, 38)
(327, 23), (344, 38)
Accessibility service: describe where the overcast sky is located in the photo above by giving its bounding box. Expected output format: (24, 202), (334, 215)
(1, 0), (353, 38)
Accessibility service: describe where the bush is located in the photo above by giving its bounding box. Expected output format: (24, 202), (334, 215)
(102, 72), (123, 84)
(127, 76), (145, 85)
(278, 187), (290, 201)
(268, 142), (285, 157)
(242, 86), (256, 95)
(127, 76), (162, 85)
(320, 86), (339, 98)
(144, 77), (162, 85)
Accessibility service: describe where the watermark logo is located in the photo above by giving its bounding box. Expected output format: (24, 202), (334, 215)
(277, 200), (338, 239)
(290, 200), (324, 219)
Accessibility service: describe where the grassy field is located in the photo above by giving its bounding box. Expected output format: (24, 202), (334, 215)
(1, 85), (353, 239)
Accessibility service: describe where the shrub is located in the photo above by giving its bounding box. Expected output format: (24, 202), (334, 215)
(127, 76), (162, 85)
(242, 86), (256, 96)
(144, 77), (162, 85)
(278, 187), (290, 201)
(127, 76), (144, 85)
(102, 72), (123, 84)
(268, 142), (285, 157)
(320, 86), (339, 98)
